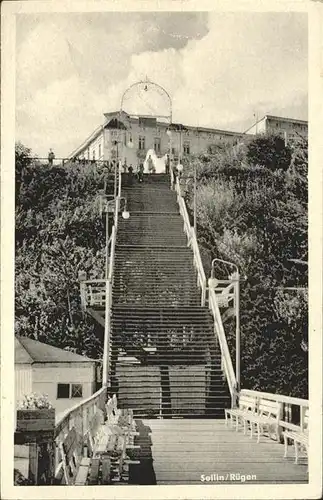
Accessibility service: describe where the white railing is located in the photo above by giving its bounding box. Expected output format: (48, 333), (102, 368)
(175, 177), (206, 306)
(54, 387), (108, 477)
(209, 286), (237, 405)
(170, 164), (175, 190)
(80, 279), (106, 308)
(240, 389), (309, 433)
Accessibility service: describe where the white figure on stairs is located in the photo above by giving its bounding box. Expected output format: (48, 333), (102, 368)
(143, 149), (169, 174)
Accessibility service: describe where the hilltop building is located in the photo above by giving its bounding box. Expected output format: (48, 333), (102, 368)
(69, 111), (243, 167)
(69, 111), (308, 168)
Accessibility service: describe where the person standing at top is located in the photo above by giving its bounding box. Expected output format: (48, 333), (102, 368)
(48, 149), (55, 166)
(138, 163), (144, 183)
(165, 154), (170, 174)
(128, 164), (134, 186)
(177, 162), (184, 178)
(147, 155), (155, 174)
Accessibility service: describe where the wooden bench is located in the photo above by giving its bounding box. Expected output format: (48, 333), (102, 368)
(55, 426), (122, 485)
(243, 398), (282, 443)
(225, 395), (258, 432)
(283, 408), (309, 465)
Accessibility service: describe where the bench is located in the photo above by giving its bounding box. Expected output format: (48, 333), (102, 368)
(243, 398), (282, 443)
(225, 395), (257, 432)
(283, 408), (309, 465)
(55, 425), (132, 485)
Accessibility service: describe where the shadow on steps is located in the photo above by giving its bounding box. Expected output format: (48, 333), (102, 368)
(128, 419), (156, 485)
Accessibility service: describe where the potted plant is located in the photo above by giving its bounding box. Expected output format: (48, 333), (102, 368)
(16, 393), (55, 432)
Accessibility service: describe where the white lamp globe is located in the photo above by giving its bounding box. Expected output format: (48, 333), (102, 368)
(122, 210), (130, 220)
(166, 129), (172, 137)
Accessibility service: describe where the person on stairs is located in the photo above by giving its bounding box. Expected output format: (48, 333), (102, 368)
(48, 148), (55, 166)
(137, 163), (144, 183)
(147, 155), (155, 174)
(128, 164), (134, 185)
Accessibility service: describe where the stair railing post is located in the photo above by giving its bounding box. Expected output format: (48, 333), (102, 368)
(105, 208), (109, 280)
(78, 271), (87, 311)
(233, 270), (241, 392)
(102, 279), (111, 386)
(193, 164), (197, 235)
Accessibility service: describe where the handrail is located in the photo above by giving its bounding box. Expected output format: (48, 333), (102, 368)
(240, 389), (309, 432)
(240, 389), (308, 407)
(108, 226), (116, 282)
(175, 176), (206, 306)
(55, 386), (107, 438)
(170, 163), (175, 190)
(102, 279), (112, 385)
(209, 286), (237, 404)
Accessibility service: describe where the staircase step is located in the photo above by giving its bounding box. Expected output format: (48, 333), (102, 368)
(103, 177), (230, 418)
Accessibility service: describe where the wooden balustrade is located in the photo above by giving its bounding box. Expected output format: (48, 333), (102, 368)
(176, 179), (207, 306)
(209, 287), (237, 406)
(80, 280), (106, 308)
(54, 387), (108, 478)
(240, 389), (309, 433)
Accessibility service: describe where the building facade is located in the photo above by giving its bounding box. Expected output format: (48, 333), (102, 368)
(244, 115), (308, 141)
(69, 112), (308, 167)
(69, 111), (243, 167)
(15, 337), (97, 418)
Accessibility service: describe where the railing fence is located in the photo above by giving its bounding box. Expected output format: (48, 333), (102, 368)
(175, 176), (206, 306)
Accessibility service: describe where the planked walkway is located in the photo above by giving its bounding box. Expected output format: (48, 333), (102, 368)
(141, 419), (308, 485)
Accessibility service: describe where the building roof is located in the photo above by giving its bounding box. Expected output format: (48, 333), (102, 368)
(69, 111), (243, 158)
(265, 115), (308, 125)
(15, 336), (95, 364)
(243, 114), (308, 133)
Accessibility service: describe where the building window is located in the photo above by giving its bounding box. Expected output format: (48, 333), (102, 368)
(183, 141), (190, 155)
(57, 383), (83, 399)
(71, 384), (83, 398)
(139, 136), (145, 150)
(57, 383), (70, 399)
(92, 150), (96, 160)
(154, 137), (161, 153)
(87, 149), (90, 160)
(98, 144), (101, 158)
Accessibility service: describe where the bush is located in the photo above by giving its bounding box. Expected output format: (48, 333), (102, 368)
(15, 143), (112, 358)
(184, 136), (308, 397)
(246, 133), (292, 171)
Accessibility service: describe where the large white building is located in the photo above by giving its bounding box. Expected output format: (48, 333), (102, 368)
(69, 111), (308, 168)
(69, 111), (243, 167)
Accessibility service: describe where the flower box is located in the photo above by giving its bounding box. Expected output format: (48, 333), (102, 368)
(16, 409), (55, 432)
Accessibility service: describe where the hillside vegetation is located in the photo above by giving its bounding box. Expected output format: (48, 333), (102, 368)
(183, 134), (308, 398)
(15, 134), (308, 397)
(15, 143), (110, 359)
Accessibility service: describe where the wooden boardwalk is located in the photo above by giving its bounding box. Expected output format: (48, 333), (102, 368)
(141, 419), (308, 485)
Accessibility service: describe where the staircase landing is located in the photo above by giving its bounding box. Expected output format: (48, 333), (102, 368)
(140, 419), (308, 484)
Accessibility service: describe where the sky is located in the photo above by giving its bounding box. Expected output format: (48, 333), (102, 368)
(16, 11), (308, 158)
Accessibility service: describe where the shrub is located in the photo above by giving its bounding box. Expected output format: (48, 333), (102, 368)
(246, 133), (292, 171)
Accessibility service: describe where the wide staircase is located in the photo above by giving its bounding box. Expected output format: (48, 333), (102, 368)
(108, 173), (230, 418)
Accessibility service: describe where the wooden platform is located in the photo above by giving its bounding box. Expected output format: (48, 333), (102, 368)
(142, 419), (308, 484)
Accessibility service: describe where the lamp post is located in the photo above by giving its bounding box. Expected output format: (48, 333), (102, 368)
(166, 128), (173, 182)
(112, 135), (134, 199)
(211, 258), (240, 392)
(193, 164), (197, 235)
(104, 197), (130, 279)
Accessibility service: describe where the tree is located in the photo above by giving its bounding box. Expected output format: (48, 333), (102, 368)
(246, 133), (292, 171)
(183, 137), (308, 398)
(15, 142), (111, 359)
